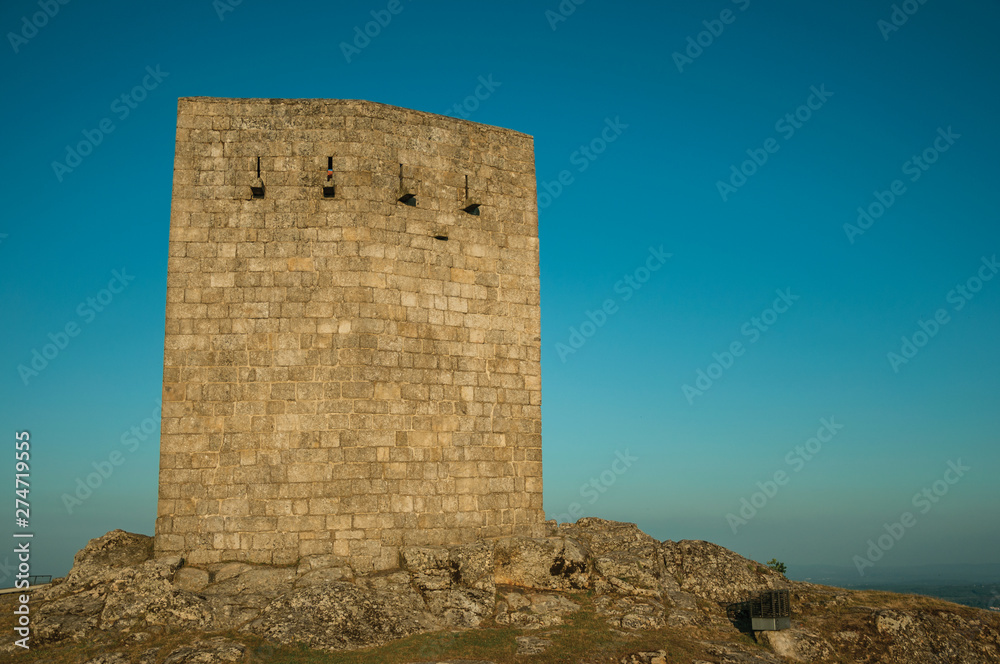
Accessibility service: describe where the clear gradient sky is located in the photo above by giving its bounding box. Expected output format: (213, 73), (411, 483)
(1, 0), (998, 581)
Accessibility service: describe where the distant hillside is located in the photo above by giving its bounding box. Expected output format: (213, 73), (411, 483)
(788, 563), (1000, 610)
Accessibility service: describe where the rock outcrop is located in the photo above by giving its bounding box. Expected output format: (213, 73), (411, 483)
(10, 519), (999, 663)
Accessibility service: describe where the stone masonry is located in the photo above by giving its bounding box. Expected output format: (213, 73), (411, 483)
(155, 98), (544, 571)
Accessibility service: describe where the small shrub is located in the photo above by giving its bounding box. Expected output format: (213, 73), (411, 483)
(765, 558), (787, 575)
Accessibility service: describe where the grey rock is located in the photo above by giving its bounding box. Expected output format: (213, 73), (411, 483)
(294, 566), (354, 586)
(199, 565), (299, 629)
(515, 635), (553, 654)
(210, 561), (253, 582)
(81, 654), (130, 664)
(296, 553), (353, 575)
(72, 530), (154, 572)
(161, 636), (246, 663)
(702, 641), (786, 663)
(172, 566), (210, 592)
(203, 565), (296, 596)
(558, 518), (678, 597)
(138, 647), (161, 664)
(402, 542), (496, 627)
(619, 651), (668, 664)
(99, 559), (214, 632)
(758, 627), (835, 662)
(34, 555), (212, 645)
(495, 591), (579, 629)
(403, 546), (456, 591)
(594, 552), (664, 598)
(242, 581), (435, 651)
(661, 539), (787, 604)
(595, 595), (666, 630)
(493, 536), (589, 590)
(834, 607), (1000, 664)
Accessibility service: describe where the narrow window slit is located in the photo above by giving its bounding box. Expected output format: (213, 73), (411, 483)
(462, 174), (480, 214)
(398, 163), (416, 206)
(250, 156), (265, 199)
(323, 156), (335, 198)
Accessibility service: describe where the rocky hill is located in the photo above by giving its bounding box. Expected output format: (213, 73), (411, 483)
(4, 518), (998, 663)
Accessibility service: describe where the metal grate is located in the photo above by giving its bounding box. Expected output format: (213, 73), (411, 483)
(750, 590), (790, 619)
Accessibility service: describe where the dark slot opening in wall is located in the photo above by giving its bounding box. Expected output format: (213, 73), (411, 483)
(251, 157), (265, 198)
(322, 156), (335, 197)
(398, 163), (416, 206)
(433, 235), (449, 241)
(463, 175), (479, 214)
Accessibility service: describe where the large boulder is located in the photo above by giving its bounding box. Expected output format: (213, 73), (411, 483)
(32, 531), (214, 645)
(70, 529), (154, 572)
(494, 590), (580, 628)
(758, 627), (835, 662)
(493, 536), (590, 590)
(661, 539), (787, 604)
(200, 565), (298, 629)
(401, 541), (496, 627)
(557, 518), (679, 596)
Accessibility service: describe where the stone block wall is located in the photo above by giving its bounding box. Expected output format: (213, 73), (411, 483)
(155, 97), (544, 571)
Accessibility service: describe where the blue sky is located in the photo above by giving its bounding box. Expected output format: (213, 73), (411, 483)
(2, 0), (998, 581)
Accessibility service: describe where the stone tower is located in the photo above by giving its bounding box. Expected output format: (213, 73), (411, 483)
(155, 98), (544, 571)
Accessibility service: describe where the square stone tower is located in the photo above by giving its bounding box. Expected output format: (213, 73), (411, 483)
(155, 98), (544, 571)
